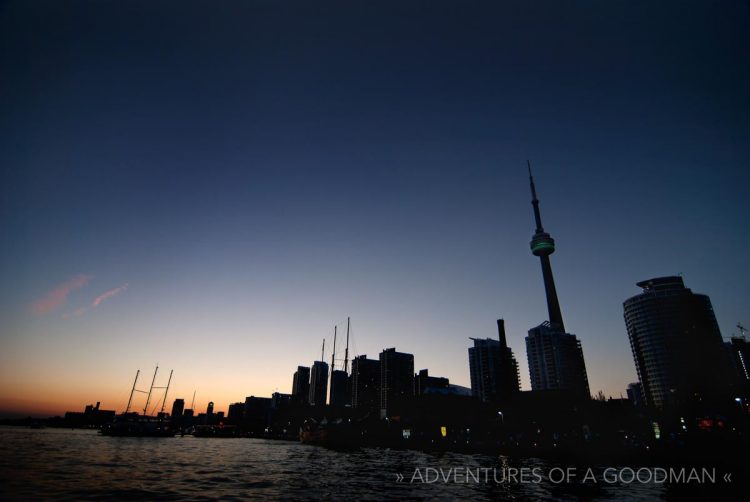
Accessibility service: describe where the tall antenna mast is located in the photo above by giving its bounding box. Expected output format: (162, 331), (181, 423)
(527, 161), (565, 331)
(344, 317), (350, 374)
(160, 369), (174, 414)
(190, 390), (196, 411)
(125, 369), (140, 413)
(143, 365), (159, 415)
(321, 338), (325, 362)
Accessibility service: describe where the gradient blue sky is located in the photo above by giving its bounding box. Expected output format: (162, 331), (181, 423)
(1, 0), (748, 416)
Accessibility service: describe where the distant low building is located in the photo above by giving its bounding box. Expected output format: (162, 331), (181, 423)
(271, 392), (292, 409)
(626, 382), (644, 408)
(414, 369), (449, 395)
(244, 396), (272, 431)
(171, 398), (185, 418)
(63, 402), (115, 427)
(227, 402), (245, 424)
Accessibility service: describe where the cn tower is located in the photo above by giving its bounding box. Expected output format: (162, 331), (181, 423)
(527, 161), (565, 332)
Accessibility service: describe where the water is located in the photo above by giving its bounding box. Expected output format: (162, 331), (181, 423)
(0, 426), (735, 501)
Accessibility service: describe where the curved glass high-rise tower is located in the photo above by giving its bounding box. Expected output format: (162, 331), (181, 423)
(623, 276), (728, 409)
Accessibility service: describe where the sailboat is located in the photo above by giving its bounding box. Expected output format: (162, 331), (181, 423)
(100, 366), (176, 437)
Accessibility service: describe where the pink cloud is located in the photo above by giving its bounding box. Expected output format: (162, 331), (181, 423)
(92, 283), (128, 307)
(29, 275), (92, 315)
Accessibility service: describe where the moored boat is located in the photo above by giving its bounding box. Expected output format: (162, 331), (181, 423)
(101, 366), (175, 437)
(101, 412), (175, 437)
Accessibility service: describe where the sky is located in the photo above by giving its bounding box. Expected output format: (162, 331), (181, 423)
(1, 0), (748, 417)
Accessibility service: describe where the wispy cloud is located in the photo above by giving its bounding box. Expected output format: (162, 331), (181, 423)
(61, 307), (87, 320)
(92, 283), (128, 307)
(30, 275), (92, 315)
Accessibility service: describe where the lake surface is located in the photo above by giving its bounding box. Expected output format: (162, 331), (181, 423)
(0, 426), (740, 501)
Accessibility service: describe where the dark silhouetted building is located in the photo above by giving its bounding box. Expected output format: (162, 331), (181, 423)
(244, 396), (272, 431)
(352, 355), (380, 412)
(526, 322), (591, 398)
(524, 166), (590, 399)
(171, 398), (184, 418)
(292, 366), (310, 403)
(379, 348), (414, 416)
(63, 402), (115, 427)
(725, 335), (749, 400)
(414, 369), (449, 395)
(227, 402), (244, 424)
(627, 382), (644, 408)
(624, 276), (730, 409)
(469, 319), (520, 402)
(329, 370), (350, 406)
(271, 392), (291, 409)
(526, 322), (590, 398)
(309, 360), (329, 406)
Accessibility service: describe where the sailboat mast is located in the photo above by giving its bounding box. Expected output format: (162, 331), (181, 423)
(331, 326), (337, 371)
(344, 317), (350, 374)
(125, 369), (140, 413)
(143, 365), (159, 415)
(160, 369), (173, 413)
(329, 326), (337, 402)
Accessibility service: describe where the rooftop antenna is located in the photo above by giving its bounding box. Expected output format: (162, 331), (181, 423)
(190, 390), (196, 411)
(344, 317), (350, 374)
(321, 338), (325, 362)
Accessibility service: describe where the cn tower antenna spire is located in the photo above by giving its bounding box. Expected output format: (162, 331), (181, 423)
(528, 160), (544, 232)
(527, 162), (565, 332)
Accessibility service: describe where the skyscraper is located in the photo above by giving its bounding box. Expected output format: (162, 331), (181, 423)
(308, 360), (329, 406)
(351, 355), (380, 411)
(526, 322), (590, 397)
(623, 276), (729, 409)
(379, 348), (414, 416)
(329, 369), (350, 406)
(524, 164), (590, 398)
(292, 366), (310, 403)
(468, 319), (520, 402)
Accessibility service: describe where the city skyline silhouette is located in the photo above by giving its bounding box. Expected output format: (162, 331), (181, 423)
(1, 0), (749, 417)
